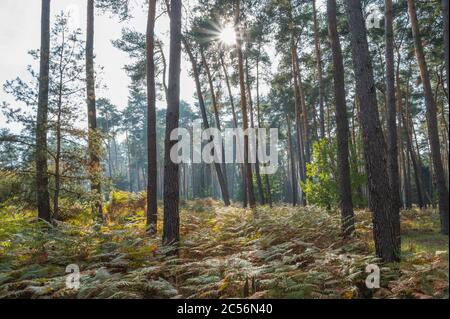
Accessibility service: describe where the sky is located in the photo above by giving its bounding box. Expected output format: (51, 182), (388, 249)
(0, 0), (327, 133)
(0, 0), (198, 133)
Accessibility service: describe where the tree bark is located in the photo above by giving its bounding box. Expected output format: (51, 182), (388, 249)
(286, 112), (298, 206)
(442, 0), (449, 96)
(53, 30), (65, 219)
(404, 77), (425, 208)
(408, 0), (449, 234)
(327, 0), (355, 237)
(184, 41), (231, 206)
(219, 53), (247, 207)
(36, 0), (51, 222)
(245, 56), (266, 205)
(385, 0), (401, 245)
(235, 0), (255, 208)
(163, 0), (182, 247)
(200, 48), (229, 193)
(146, 0), (158, 234)
(344, 0), (400, 261)
(313, 0), (326, 139)
(291, 42), (307, 206)
(86, 0), (103, 222)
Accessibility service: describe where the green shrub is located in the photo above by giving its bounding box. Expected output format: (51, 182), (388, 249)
(302, 139), (366, 209)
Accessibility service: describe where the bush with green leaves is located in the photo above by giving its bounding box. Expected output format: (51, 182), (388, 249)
(302, 139), (366, 209)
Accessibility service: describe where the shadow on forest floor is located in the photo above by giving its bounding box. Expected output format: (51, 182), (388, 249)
(0, 196), (448, 299)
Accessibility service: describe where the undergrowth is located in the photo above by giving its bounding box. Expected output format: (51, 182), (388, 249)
(0, 197), (448, 299)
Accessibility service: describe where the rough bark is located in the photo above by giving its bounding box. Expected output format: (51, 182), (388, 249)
(442, 0), (449, 96)
(286, 112), (298, 206)
(291, 42), (307, 206)
(163, 0), (182, 247)
(256, 53), (272, 206)
(235, 0), (255, 208)
(245, 57), (265, 205)
(313, 0), (326, 139)
(36, 0), (51, 222)
(146, 0), (158, 233)
(344, 0), (400, 261)
(184, 41), (231, 206)
(385, 0), (401, 245)
(53, 32), (65, 219)
(86, 0), (103, 222)
(200, 48), (229, 194)
(327, 0), (355, 237)
(408, 0), (449, 234)
(219, 53), (247, 207)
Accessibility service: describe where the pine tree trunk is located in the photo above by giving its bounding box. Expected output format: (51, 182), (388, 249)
(313, 0), (326, 139)
(408, 0), (449, 234)
(395, 48), (407, 209)
(385, 0), (401, 246)
(327, 0), (355, 237)
(183, 41), (231, 206)
(404, 82), (425, 208)
(291, 43), (307, 206)
(54, 43), (64, 219)
(235, 0), (255, 208)
(200, 48), (229, 194)
(246, 57), (265, 205)
(146, 0), (158, 233)
(219, 53), (247, 207)
(256, 54), (272, 206)
(344, 0), (400, 261)
(86, 0), (103, 222)
(36, 0), (51, 222)
(442, 0), (449, 96)
(163, 0), (182, 247)
(286, 113), (298, 207)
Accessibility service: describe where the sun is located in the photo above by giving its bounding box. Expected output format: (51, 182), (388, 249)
(219, 25), (237, 46)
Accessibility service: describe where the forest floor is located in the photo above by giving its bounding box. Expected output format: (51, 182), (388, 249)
(0, 195), (448, 299)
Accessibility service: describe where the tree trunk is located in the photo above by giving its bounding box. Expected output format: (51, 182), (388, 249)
(200, 48), (229, 193)
(404, 80), (425, 208)
(344, 0), (400, 262)
(384, 0), (401, 246)
(291, 42), (307, 206)
(408, 0), (449, 235)
(327, 0), (355, 237)
(163, 0), (182, 247)
(36, 0), (51, 222)
(313, 0), (326, 139)
(286, 112), (298, 206)
(184, 41), (230, 206)
(53, 33), (65, 219)
(442, 0), (449, 96)
(219, 53), (247, 207)
(256, 52), (272, 206)
(235, 0), (255, 208)
(146, 0), (158, 234)
(395, 43), (407, 209)
(161, 0), (183, 244)
(86, 0), (103, 222)
(246, 56), (266, 205)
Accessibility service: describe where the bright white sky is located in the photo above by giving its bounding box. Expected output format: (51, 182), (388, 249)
(0, 0), (326, 133)
(0, 0), (198, 133)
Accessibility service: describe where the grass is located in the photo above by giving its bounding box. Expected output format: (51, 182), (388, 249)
(0, 196), (448, 299)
